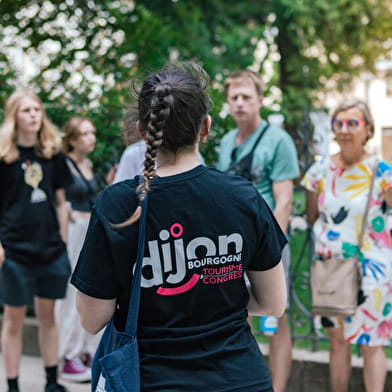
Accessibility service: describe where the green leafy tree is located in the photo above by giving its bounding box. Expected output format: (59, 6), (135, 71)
(1, 0), (391, 177)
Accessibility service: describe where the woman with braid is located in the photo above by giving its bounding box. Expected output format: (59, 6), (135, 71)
(71, 62), (287, 392)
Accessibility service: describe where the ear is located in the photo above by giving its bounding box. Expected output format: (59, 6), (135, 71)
(200, 115), (211, 143)
(364, 124), (372, 144)
(258, 94), (263, 107)
(137, 120), (147, 141)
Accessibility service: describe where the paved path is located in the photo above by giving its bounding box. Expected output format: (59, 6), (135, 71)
(0, 345), (340, 392)
(0, 354), (90, 392)
(2, 345), (392, 392)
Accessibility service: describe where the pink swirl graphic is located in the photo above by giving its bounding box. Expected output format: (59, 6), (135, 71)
(156, 274), (200, 295)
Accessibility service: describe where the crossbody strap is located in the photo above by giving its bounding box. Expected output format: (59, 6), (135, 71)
(230, 123), (270, 164)
(124, 176), (148, 336)
(66, 156), (96, 208)
(357, 161), (378, 251)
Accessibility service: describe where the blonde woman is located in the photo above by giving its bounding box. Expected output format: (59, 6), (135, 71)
(0, 90), (72, 392)
(56, 116), (99, 382)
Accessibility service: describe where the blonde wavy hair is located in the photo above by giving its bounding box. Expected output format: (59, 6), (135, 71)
(0, 90), (61, 164)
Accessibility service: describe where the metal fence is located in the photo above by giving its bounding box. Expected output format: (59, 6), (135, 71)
(287, 190), (328, 351)
(287, 110), (326, 350)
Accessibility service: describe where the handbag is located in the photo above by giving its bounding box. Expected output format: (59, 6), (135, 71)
(92, 178), (148, 392)
(225, 123), (269, 181)
(311, 162), (377, 318)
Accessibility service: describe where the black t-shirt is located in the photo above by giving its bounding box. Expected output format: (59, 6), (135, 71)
(0, 146), (73, 266)
(71, 165), (287, 392)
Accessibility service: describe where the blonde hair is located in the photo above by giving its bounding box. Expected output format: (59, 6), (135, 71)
(224, 70), (264, 97)
(63, 116), (95, 153)
(0, 90), (61, 163)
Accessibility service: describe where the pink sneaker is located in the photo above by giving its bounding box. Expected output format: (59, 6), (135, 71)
(61, 358), (91, 382)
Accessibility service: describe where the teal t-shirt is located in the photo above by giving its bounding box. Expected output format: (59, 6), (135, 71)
(217, 120), (300, 210)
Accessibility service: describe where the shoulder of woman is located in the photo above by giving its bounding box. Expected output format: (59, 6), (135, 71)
(100, 178), (137, 201)
(376, 158), (392, 175)
(126, 140), (146, 153)
(304, 156), (329, 174)
(207, 167), (260, 203)
(95, 179), (138, 217)
(210, 166), (254, 187)
(53, 151), (69, 163)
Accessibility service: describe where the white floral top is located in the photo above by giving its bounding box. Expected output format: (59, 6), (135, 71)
(302, 155), (392, 346)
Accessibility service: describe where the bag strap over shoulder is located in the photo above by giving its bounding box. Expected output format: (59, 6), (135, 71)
(247, 123), (270, 157)
(124, 176), (148, 336)
(357, 161), (378, 251)
(230, 122), (270, 164)
(66, 156), (96, 208)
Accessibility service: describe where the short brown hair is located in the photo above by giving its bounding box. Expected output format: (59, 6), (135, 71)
(224, 70), (264, 97)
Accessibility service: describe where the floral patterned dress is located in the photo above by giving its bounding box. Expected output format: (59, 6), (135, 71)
(302, 155), (392, 346)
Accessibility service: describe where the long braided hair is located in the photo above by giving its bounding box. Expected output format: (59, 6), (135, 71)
(112, 62), (211, 228)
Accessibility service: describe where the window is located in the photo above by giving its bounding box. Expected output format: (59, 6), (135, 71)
(382, 127), (392, 163)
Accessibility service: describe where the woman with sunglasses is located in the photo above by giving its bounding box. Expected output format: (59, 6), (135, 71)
(302, 99), (392, 392)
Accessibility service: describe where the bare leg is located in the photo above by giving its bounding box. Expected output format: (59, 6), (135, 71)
(34, 297), (59, 367)
(268, 315), (292, 392)
(362, 345), (386, 392)
(1, 305), (26, 378)
(327, 326), (351, 392)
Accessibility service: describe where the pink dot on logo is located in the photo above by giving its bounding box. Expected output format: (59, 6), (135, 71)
(170, 223), (183, 238)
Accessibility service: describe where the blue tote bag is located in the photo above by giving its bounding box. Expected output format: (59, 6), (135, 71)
(92, 185), (148, 392)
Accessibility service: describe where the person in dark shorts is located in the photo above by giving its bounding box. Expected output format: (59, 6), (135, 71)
(0, 90), (73, 392)
(72, 62), (287, 392)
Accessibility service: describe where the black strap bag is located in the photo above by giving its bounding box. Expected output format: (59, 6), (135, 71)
(225, 123), (269, 181)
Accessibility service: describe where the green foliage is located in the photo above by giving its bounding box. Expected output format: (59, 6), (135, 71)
(1, 0), (392, 176)
(0, 32), (17, 120)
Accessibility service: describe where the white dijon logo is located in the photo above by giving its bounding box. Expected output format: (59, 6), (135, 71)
(140, 223), (244, 295)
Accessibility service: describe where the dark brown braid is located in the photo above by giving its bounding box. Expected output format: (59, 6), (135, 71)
(112, 62), (210, 228)
(143, 82), (173, 188)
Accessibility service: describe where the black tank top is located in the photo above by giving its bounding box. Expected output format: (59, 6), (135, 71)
(65, 158), (98, 212)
